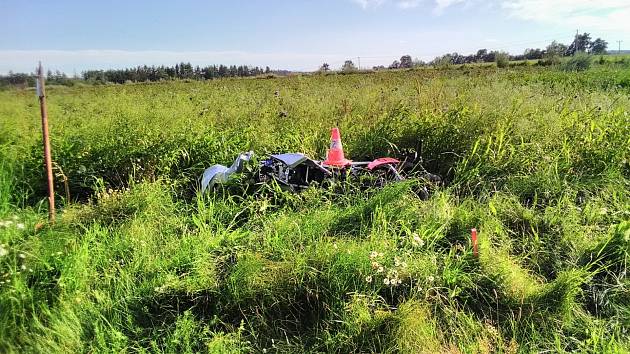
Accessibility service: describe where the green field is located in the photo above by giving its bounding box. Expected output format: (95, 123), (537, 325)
(1, 65), (629, 353)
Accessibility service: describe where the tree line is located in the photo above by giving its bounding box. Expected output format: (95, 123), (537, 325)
(426, 34), (607, 67)
(82, 63), (274, 84)
(320, 33), (609, 72)
(0, 62), (277, 88)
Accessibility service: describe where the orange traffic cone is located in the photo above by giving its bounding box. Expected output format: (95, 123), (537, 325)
(323, 127), (351, 167)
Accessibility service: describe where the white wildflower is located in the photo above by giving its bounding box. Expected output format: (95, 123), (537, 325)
(370, 251), (379, 259)
(371, 261), (380, 269)
(377, 266), (384, 273)
(412, 233), (425, 247)
(16, 223), (25, 230)
(394, 257), (401, 267)
(333, 243), (338, 249)
(0, 245), (7, 257)
(18, 253), (26, 259)
(20, 265), (26, 271)
(400, 261), (408, 269)
(365, 276), (373, 283)
(383, 278), (390, 285)
(427, 275), (435, 283)
(56, 251), (62, 256)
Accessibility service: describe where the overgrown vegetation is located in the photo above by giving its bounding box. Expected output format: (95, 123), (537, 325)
(561, 53), (593, 72)
(1, 64), (629, 352)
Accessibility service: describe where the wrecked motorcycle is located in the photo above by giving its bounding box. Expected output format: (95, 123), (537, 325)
(200, 128), (441, 197)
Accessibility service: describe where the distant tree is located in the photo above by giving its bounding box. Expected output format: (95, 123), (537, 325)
(524, 48), (544, 60)
(412, 58), (426, 68)
(462, 54), (475, 64)
(566, 33), (592, 55)
(399, 55), (413, 68)
(265, 66), (271, 74)
(341, 60), (357, 73)
(388, 60), (400, 69)
(218, 65), (228, 77)
(546, 41), (568, 57)
(319, 63), (330, 72)
(447, 52), (464, 65)
(483, 51), (498, 63)
(0, 71), (36, 87)
(590, 38), (608, 54)
(475, 49), (488, 62)
(431, 54), (453, 68)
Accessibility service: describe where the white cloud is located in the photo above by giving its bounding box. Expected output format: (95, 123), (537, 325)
(351, 0), (387, 9)
(501, 0), (630, 32)
(435, 0), (467, 11)
(350, 0), (471, 12)
(349, 0), (630, 33)
(397, 0), (422, 9)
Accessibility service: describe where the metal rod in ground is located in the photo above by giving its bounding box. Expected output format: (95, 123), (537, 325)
(37, 62), (55, 223)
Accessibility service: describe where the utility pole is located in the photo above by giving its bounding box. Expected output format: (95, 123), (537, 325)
(357, 56), (361, 70)
(36, 62), (55, 223)
(618, 40), (623, 54)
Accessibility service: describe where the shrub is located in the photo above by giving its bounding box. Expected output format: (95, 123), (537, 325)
(538, 54), (561, 66)
(561, 53), (592, 72)
(495, 52), (510, 68)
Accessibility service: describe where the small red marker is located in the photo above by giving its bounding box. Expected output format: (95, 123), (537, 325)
(471, 228), (478, 257)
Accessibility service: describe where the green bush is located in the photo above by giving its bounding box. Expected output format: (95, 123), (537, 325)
(561, 53), (593, 72)
(495, 52), (510, 68)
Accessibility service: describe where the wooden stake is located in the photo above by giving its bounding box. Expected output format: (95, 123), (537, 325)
(37, 62), (55, 223)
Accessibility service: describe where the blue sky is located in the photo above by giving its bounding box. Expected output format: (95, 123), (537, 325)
(1, 0), (629, 73)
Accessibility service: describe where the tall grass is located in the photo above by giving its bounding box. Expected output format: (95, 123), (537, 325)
(0, 66), (629, 352)
(0, 158), (13, 214)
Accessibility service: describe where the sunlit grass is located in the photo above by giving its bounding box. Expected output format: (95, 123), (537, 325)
(0, 65), (629, 352)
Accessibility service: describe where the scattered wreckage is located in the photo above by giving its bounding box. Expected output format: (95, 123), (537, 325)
(200, 128), (441, 197)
